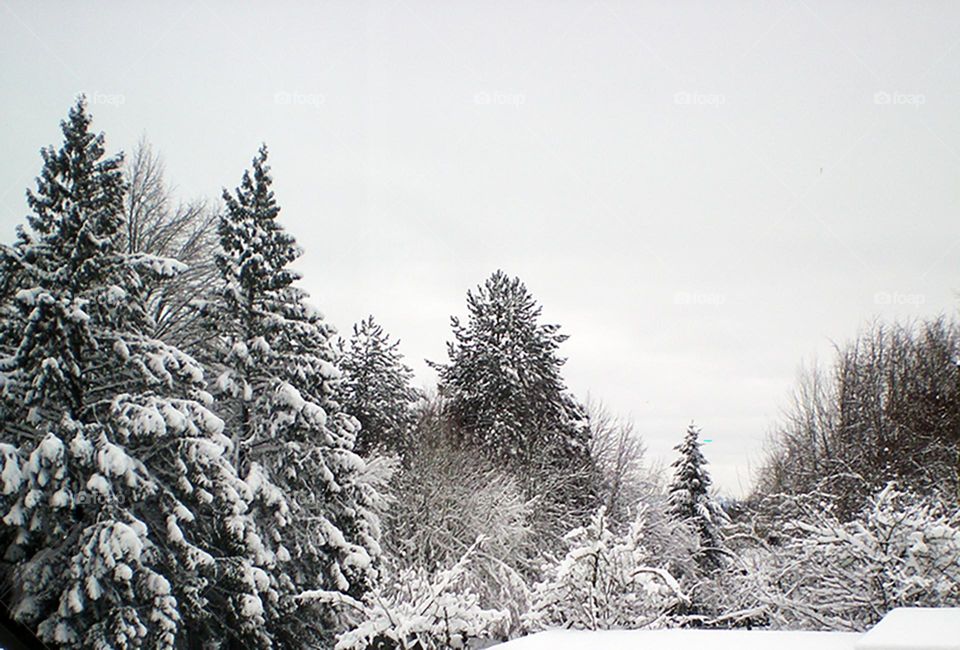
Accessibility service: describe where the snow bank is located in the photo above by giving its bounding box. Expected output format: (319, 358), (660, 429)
(495, 629), (860, 650)
(496, 609), (960, 650)
(855, 608), (960, 650)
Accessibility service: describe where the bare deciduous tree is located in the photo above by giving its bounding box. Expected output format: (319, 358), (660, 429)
(757, 318), (960, 516)
(585, 398), (654, 528)
(122, 138), (218, 348)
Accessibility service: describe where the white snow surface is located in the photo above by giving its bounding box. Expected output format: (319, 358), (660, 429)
(494, 629), (861, 650)
(855, 608), (960, 650)
(498, 610), (960, 650)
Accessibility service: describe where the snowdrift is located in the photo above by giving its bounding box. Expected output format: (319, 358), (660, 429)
(496, 608), (960, 650)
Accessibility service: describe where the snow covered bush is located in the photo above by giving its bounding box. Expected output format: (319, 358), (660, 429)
(765, 484), (960, 631)
(303, 538), (509, 649)
(525, 506), (692, 632)
(687, 535), (776, 629)
(383, 400), (534, 633)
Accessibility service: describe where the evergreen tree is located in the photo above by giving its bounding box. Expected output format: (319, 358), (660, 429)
(202, 145), (384, 646)
(431, 271), (598, 539)
(338, 316), (419, 456)
(432, 271), (588, 467)
(667, 423), (726, 567)
(0, 99), (270, 648)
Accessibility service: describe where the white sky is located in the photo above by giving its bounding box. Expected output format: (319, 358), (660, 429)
(2, 1), (959, 495)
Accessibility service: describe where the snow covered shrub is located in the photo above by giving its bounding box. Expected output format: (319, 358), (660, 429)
(768, 484), (960, 631)
(303, 539), (509, 649)
(386, 403), (532, 571)
(688, 536), (776, 629)
(383, 401), (534, 633)
(524, 506), (691, 632)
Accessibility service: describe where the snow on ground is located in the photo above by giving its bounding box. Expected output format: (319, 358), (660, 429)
(855, 608), (960, 650)
(495, 609), (960, 650)
(494, 629), (861, 650)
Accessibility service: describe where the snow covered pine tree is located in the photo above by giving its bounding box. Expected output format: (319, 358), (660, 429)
(338, 316), (419, 456)
(200, 145), (385, 646)
(432, 271), (597, 534)
(667, 423), (727, 568)
(0, 98), (271, 647)
(434, 271), (584, 464)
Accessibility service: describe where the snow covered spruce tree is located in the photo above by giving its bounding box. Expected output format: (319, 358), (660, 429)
(668, 423), (727, 568)
(431, 271), (597, 534)
(0, 98), (272, 648)
(201, 145), (385, 646)
(338, 316), (419, 456)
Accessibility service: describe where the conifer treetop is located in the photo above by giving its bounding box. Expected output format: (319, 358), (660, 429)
(20, 96), (126, 291)
(669, 423), (712, 510)
(433, 270), (587, 465)
(667, 422), (726, 566)
(339, 315), (419, 455)
(217, 144), (301, 297)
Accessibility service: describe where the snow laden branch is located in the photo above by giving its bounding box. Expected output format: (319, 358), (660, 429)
(300, 536), (508, 650)
(630, 567), (690, 606)
(525, 506), (693, 632)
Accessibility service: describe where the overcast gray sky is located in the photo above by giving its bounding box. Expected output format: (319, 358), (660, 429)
(2, 1), (959, 495)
